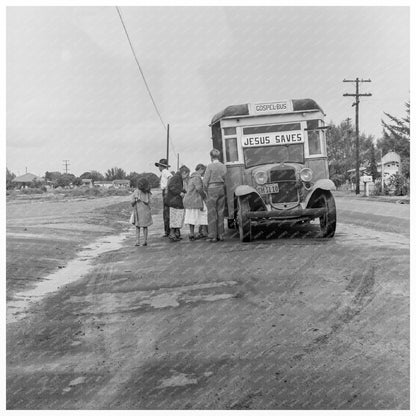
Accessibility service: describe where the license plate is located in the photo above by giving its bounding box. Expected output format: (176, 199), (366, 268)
(257, 183), (279, 194)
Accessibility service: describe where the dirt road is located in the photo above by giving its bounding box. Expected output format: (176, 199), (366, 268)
(6, 193), (409, 409)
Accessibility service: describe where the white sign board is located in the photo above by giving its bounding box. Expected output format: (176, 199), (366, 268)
(249, 100), (292, 116)
(361, 175), (373, 183)
(242, 131), (304, 148)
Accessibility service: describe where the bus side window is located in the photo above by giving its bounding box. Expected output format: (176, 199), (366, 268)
(211, 122), (224, 162)
(308, 131), (321, 155)
(307, 120), (321, 155)
(225, 138), (239, 162)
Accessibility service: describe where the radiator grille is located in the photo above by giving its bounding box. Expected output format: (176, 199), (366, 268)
(270, 169), (296, 182)
(270, 168), (298, 204)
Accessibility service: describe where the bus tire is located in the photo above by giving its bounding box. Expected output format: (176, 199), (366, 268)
(317, 191), (336, 238)
(237, 197), (252, 242)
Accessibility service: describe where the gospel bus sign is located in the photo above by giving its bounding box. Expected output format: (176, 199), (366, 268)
(248, 100), (293, 116)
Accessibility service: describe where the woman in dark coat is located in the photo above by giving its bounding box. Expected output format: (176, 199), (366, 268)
(183, 164), (207, 240)
(166, 165), (190, 241)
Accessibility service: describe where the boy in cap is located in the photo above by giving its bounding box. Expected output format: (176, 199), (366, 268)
(155, 158), (172, 237)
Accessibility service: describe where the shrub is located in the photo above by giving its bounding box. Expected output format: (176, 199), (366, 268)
(20, 187), (44, 195)
(387, 173), (409, 196)
(106, 188), (130, 196)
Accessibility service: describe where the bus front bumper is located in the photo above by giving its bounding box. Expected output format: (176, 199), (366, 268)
(246, 208), (326, 222)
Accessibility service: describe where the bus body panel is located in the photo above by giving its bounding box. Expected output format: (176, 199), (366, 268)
(305, 157), (329, 181)
(224, 164), (245, 217)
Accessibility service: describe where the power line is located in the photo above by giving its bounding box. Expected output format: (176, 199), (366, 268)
(116, 6), (166, 129)
(343, 78), (372, 195)
(115, 6), (178, 162)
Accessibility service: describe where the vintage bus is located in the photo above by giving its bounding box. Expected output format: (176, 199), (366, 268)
(210, 98), (336, 242)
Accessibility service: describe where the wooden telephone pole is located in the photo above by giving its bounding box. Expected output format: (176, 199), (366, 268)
(343, 78), (372, 194)
(63, 160), (70, 174)
(166, 124), (170, 166)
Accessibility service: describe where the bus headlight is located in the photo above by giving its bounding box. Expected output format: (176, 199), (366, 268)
(254, 170), (268, 185)
(300, 168), (313, 182)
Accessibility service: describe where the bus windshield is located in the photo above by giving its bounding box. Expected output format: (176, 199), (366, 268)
(243, 144), (304, 168)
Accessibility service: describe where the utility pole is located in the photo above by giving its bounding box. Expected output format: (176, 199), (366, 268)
(380, 149), (384, 194)
(343, 78), (372, 194)
(166, 124), (170, 166)
(63, 160), (70, 174)
(177, 153), (179, 171)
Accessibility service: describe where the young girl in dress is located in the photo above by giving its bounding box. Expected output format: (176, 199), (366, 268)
(131, 177), (153, 246)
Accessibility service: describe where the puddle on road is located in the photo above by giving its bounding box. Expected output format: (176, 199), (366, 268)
(7, 232), (130, 324)
(156, 369), (214, 389)
(142, 293), (180, 308)
(157, 372), (198, 389)
(336, 223), (409, 249)
(75, 281), (239, 315)
(184, 293), (235, 303)
(62, 376), (87, 393)
(6, 232), (73, 241)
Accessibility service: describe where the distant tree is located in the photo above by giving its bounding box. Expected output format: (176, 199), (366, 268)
(400, 158), (410, 180)
(387, 173), (409, 196)
(105, 167), (127, 181)
(6, 168), (16, 190)
(378, 101), (410, 178)
(79, 172), (91, 179)
(368, 143), (379, 182)
(382, 101), (410, 142)
(377, 131), (410, 160)
(326, 119), (376, 185)
(56, 173), (75, 188)
(30, 178), (44, 189)
(127, 171), (160, 189)
(127, 171), (141, 188)
(45, 171), (62, 184)
(72, 177), (82, 187)
(143, 172), (160, 188)
(79, 170), (105, 182)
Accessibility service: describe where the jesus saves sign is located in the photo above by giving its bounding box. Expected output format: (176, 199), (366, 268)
(242, 131), (304, 148)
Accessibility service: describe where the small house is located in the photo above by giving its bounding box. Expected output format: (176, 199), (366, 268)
(112, 179), (130, 188)
(12, 172), (43, 189)
(81, 178), (93, 188)
(94, 181), (113, 188)
(377, 151), (401, 180)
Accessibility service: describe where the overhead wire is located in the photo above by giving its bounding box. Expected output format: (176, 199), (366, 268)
(115, 6), (178, 162)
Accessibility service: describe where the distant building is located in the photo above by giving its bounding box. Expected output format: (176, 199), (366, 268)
(377, 151), (401, 180)
(12, 172), (43, 188)
(94, 181), (113, 188)
(112, 179), (130, 188)
(81, 178), (93, 187)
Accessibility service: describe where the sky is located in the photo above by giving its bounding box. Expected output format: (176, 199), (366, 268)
(6, 5), (410, 177)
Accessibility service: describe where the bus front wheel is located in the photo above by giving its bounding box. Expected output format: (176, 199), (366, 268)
(317, 192), (336, 238)
(237, 197), (252, 242)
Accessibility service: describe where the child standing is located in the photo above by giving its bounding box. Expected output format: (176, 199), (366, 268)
(131, 177), (153, 246)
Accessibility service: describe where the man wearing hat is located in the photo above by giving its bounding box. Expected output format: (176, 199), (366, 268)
(155, 158), (172, 237)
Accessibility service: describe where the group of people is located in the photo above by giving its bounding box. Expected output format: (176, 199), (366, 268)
(130, 149), (227, 246)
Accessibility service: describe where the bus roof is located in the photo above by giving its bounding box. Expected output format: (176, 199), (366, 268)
(211, 98), (324, 125)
